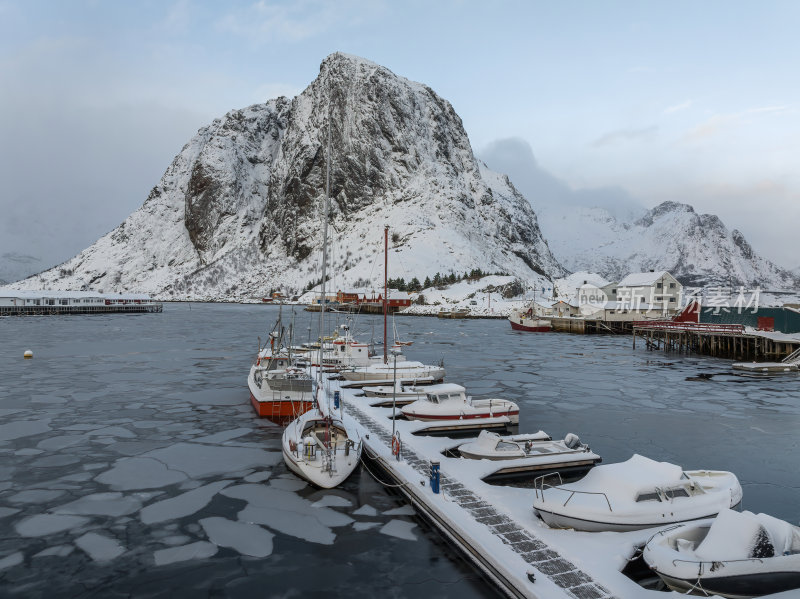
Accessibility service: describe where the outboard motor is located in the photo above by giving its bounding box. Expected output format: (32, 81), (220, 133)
(564, 433), (581, 449)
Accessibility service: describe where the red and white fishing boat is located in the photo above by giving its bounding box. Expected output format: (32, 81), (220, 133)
(508, 305), (551, 332)
(248, 356), (313, 423)
(401, 384), (519, 423)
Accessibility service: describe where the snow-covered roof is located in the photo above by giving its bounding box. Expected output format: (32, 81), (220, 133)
(617, 271), (672, 287)
(556, 272), (611, 291)
(388, 291), (412, 300)
(0, 287), (152, 300)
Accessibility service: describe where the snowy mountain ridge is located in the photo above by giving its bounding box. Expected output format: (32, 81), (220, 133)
(537, 200), (798, 289)
(13, 53), (564, 300)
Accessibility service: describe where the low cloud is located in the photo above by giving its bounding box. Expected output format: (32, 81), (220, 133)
(664, 100), (692, 114)
(590, 126), (658, 148)
(479, 137), (645, 219)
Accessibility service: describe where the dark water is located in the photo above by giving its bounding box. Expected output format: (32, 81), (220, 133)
(0, 304), (797, 597)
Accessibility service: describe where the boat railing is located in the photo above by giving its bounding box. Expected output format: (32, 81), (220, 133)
(669, 556), (766, 572)
(534, 472), (613, 512)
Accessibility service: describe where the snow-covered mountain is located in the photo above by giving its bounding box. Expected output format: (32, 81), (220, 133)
(541, 201), (797, 288)
(481, 138), (797, 290)
(0, 252), (44, 285)
(14, 53), (564, 300)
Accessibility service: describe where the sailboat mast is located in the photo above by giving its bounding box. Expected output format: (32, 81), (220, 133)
(383, 225), (388, 364)
(319, 100), (331, 390)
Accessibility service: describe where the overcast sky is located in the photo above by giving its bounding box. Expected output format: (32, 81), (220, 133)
(1, 0), (798, 277)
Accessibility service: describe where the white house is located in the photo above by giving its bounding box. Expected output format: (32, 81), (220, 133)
(616, 271), (682, 314)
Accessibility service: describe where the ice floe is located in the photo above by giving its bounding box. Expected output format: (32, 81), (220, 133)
(141, 443), (280, 479)
(190, 427), (253, 445)
(352, 504), (379, 517)
(0, 507), (21, 519)
(140, 480), (231, 524)
(268, 477), (308, 492)
(0, 419), (51, 442)
(95, 457), (188, 490)
(8, 489), (65, 504)
(153, 541), (218, 566)
(243, 471), (271, 483)
(383, 505), (416, 516)
(36, 435), (86, 451)
(75, 532), (125, 561)
(311, 495), (353, 509)
(54, 492), (143, 517)
(15, 514), (90, 537)
(379, 519), (418, 541)
(200, 517), (273, 557)
(0, 552), (23, 570)
(352, 522), (381, 531)
(33, 544), (74, 558)
(222, 484), (352, 545)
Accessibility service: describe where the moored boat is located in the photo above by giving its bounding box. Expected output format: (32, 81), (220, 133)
(281, 403), (362, 489)
(508, 306), (551, 332)
(341, 360), (444, 383)
(643, 508), (800, 598)
(533, 454), (742, 532)
(458, 431), (598, 463)
(401, 384), (519, 424)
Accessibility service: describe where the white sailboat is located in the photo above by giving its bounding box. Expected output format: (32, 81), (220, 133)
(282, 104), (362, 488)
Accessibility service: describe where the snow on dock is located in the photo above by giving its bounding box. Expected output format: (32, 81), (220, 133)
(331, 379), (627, 599)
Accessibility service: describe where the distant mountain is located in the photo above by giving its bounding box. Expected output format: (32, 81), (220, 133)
(14, 53), (564, 299)
(540, 201), (798, 288)
(481, 138), (797, 289)
(0, 252), (44, 285)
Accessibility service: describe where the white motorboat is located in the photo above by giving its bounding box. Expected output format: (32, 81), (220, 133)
(401, 384), (519, 424)
(643, 508), (800, 598)
(458, 431), (598, 464)
(362, 380), (434, 405)
(533, 454), (742, 532)
(281, 404), (362, 489)
(341, 360), (445, 383)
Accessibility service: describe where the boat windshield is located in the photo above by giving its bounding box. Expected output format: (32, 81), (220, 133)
(496, 441), (519, 452)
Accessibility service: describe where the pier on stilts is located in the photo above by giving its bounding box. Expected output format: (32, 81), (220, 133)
(632, 321), (800, 361)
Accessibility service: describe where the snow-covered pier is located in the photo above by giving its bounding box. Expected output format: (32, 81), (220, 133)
(330, 379), (645, 599)
(0, 289), (162, 316)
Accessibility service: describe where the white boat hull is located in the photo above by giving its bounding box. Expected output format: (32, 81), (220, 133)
(281, 410), (361, 489)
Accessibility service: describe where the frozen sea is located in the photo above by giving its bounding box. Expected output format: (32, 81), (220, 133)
(1, 304), (798, 597)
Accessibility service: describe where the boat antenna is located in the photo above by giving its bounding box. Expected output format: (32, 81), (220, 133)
(384, 224), (388, 364)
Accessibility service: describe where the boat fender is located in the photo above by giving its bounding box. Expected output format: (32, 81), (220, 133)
(564, 433), (581, 449)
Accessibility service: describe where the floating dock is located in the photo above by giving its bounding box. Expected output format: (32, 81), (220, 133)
(325, 377), (684, 599)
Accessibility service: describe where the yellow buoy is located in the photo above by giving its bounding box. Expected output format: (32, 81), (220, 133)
(23, 350), (33, 359)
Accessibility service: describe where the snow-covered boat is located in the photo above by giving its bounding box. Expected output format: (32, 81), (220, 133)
(458, 431), (598, 464)
(248, 362), (313, 422)
(533, 454), (742, 532)
(362, 379), (433, 402)
(508, 306), (551, 332)
(282, 406), (362, 489)
(401, 384), (519, 424)
(340, 360), (445, 383)
(643, 508), (800, 598)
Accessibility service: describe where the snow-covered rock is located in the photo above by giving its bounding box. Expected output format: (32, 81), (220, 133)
(13, 53), (564, 300)
(539, 202), (798, 289)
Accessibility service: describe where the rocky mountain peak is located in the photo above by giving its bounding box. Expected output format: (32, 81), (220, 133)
(13, 54), (563, 299)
